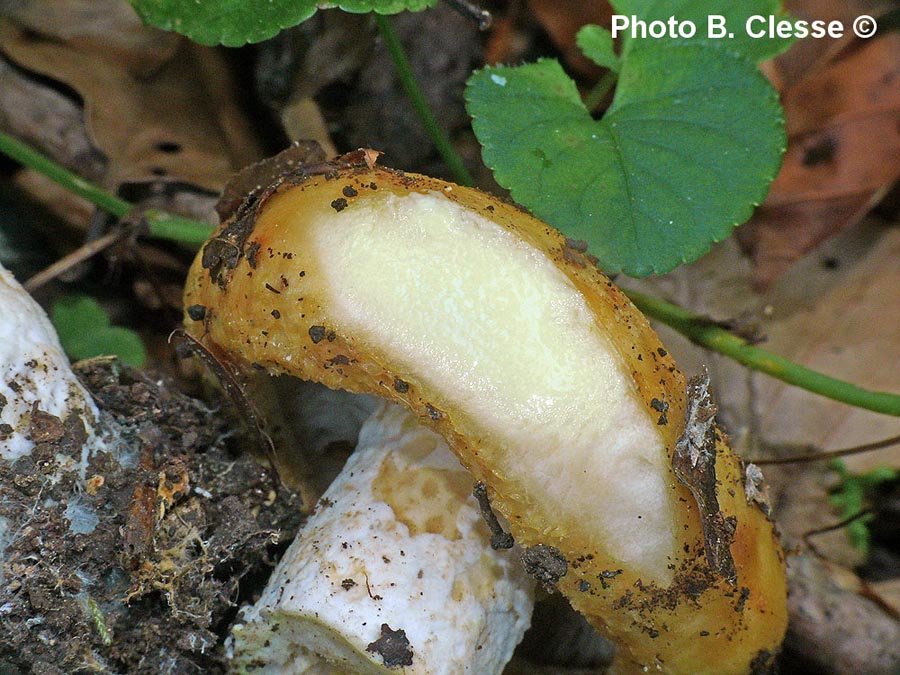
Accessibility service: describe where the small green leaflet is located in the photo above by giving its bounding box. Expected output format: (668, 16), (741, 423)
(576, 26), (619, 73)
(467, 0), (791, 275)
(51, 295), (146, 368)
(129, 0), (436, 47)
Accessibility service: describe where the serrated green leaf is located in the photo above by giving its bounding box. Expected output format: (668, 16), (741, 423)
(467, 46), (785, 275)
(577, 25), (620, 72)
(51, 295), (146, 367)
(129, 0), (436, 47)
(611, 0), (792, 63)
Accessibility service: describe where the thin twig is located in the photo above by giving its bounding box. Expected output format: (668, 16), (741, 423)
(749, 434), (900, 465)
(24, 229), (126, 292)
(625, 288), (900, 417)
(168, 329), (277, 466)
(803, 508), (873, 558)
(473, 482), (514, 549)
(374, 14), (475, 187)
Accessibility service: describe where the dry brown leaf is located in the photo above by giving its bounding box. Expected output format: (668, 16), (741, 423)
(741, 16), (900, 288)
(13, 170), (96, 236)
(484, 12), (525, 66)
(752, 224), (900, 473)
(764, 460), (861, 567)
(279, 97), (337, 157)
(0, 0), (264, 192)
(0, 53), (106, 182)
(770, 0), (896, 88)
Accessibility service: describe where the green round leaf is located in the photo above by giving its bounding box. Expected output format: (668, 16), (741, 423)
(51, 295), (147, 367)
(466, 47), (785, 275)
(129, 0), (436, 47)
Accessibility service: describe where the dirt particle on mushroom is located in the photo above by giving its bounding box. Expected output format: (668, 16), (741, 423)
(309, 326), (327, 344)
(186, 304), (206, 321)
(29, 408), (65, 443)
(246, 241), (261, 268)
(599, 568), (623, 590)
(331, 197), (349, 212)
(650, 397), (669, 425)
(749, 649), (775, 675)
(735, 586), (751, 613)
(744, 463), (772, 517)
(521, 544), (567, 592)
(365, 623), (414, 668)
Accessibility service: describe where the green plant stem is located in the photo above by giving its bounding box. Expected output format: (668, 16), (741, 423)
(0, 131), (130, 218)
(625, 287), (900, 417)
(0, 130), (213, 247)
(374, 14), (475, 187)
(584, 70), (618, 112)
(142, 209), (214, 248)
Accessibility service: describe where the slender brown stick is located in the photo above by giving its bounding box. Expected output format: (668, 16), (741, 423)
(803, 509), (873, 558)
(749, 434), (900, 465)
(24, 229), (126, 292)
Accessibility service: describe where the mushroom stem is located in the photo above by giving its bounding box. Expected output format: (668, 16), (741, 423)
(231, 401), (534, 674)
(0, 263), (103, 469)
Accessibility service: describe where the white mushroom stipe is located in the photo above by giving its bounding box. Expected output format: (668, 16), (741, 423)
(230, 402), (535, 674)
(0, 264), (102, 469)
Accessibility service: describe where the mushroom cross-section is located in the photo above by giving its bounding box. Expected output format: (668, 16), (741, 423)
(185, 152), (788, 675)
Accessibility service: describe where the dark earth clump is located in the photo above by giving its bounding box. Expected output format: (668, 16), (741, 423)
(365, 623), (414, 668)
(0, 358), (306, 674)
(521, 544), (568, 592)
